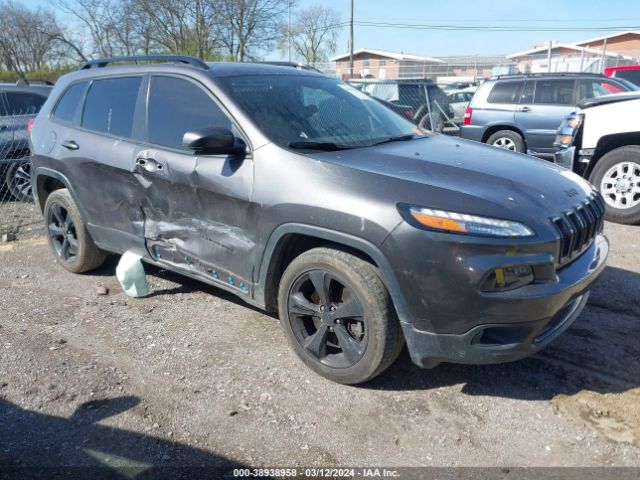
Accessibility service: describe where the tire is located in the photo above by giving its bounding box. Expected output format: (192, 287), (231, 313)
(418, 107), (444, 133)
(588, 145), (640, 225)
(44, 189), (107, 273)
(486, 130), (526, 153)
(277, 247), (404, 385)
(5, 159), (33, 202)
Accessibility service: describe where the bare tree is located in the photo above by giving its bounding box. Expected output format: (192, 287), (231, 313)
(54, 0), (126, 57)
(0, 1), (76, 77)
(286, 5), (341, 64)
(218, 0), (290, 61)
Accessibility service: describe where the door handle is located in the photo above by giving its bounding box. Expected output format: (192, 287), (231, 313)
(136, 157), (164, 173)
(519, 106), (532, 112)
(61, 140), (79, 150)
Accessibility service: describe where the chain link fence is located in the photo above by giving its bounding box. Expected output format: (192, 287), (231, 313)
(0, 116), (41, 238)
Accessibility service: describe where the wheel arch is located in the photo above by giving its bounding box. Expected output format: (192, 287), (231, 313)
(481, 124), (526, 145)
(587, 132), (640, 178)
(33, 167), (87, 220)
(256, 224), (410, 324)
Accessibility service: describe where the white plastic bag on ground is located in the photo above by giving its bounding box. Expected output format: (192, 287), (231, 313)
(116, 251), (150, 298)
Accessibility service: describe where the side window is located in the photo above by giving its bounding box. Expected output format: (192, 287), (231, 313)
(616, 70), (640, 86)
(487, 81), (524, 104)
(578, 79), (628, 100)
(53, 83), (86, 123)
(147, 76), (232, 151)
(520, 82), (535, 104)
(5, 92), (47, 115)
(82, 77), (141, 138)
(533, 79), (575, 105)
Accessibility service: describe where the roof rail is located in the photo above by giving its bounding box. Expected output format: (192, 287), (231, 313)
(16, 78), (54, 86)
(256, 61), (323, 73)
(80, 55), (209, 70)
(492, 72), (605, 80)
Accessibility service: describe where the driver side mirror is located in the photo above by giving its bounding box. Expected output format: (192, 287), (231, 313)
(182, 126), (246, 155)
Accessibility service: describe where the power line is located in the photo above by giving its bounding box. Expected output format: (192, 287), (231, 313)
(351, 21), (640, 32)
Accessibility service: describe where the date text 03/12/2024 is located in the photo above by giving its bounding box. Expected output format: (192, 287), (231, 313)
(232, 468), (400, 477)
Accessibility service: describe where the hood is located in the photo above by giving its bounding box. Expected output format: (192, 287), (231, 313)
(312, 134), (594, 222)
(578, 91), (640, 109)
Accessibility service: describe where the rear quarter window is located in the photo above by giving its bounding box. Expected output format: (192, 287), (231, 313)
(487, 81), (524, 104)
(81, 77), (142, 138)
(53, 83), (87, 123)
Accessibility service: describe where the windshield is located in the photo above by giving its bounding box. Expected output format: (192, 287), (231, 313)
(216, 74), (417, 149)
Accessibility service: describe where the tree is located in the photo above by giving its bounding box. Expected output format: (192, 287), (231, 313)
(218, 0), (290, 61)
(0, 1), (77, 77)
(287, 5), (341, 63)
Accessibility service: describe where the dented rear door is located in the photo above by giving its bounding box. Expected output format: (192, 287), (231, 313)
(136, 75), (255, 294)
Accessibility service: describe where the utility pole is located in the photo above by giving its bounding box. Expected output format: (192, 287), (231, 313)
(547, 40), (552, 73)
(349, 0), (354, 78)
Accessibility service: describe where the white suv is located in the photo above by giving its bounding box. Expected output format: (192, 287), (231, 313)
(555, 91), (640, 224)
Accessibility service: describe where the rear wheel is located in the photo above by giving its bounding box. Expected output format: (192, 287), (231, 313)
(5, 160), (33, 201)
(589, 146), (640, 225)
(486, 130), (526, 153)
(277, 248), (404, 384)
(44, 189), (107, 273)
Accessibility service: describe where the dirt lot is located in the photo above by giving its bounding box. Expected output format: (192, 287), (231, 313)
(1, 214), (639, 473)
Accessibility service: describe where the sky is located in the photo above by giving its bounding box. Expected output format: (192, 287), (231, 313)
(24, 0), (640, 59)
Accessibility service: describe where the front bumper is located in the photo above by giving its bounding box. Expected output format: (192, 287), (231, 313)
(554, 146), (576, 170)
(393, 233), (608, 368)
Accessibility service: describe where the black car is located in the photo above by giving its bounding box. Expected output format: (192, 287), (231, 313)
(352, 79), (452, 132)
(31, 56), (607, 384)
(1, 79), (52, 201)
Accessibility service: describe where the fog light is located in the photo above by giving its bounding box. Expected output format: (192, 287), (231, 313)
(481, 265), (535, 292)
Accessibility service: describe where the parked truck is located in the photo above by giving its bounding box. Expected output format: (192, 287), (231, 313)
(555, 91), (640, 224)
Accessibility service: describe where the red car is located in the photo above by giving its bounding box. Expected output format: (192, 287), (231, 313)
(604, 65), (640, 87)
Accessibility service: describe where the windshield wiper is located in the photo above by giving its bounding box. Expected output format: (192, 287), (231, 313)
(288, 141), (358, 151)
(369, 134), (415, 146)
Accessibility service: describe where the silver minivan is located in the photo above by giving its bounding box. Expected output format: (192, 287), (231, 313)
(459, 73), (635, 158)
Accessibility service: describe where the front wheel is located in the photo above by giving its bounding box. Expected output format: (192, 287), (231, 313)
(589, 146), (640, 225)
(277, 248), (404, 384)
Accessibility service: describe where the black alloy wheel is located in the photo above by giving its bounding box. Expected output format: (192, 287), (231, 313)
(47, 202), (78, 263)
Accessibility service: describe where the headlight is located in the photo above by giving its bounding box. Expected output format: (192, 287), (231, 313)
(566, 114), (582, 129)
(403, 206), (535, 237)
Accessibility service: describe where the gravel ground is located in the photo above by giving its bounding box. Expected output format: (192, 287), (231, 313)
(0, 217), (639, 474)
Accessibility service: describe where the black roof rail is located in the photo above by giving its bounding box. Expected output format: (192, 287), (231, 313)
(16, 78), (54, 86)
(80, 55), (209, 70)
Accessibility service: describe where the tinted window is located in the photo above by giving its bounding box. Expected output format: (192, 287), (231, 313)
(82, 77), (141, 137)
(616, 70), (640, 86)
(5, 92), (46, 115)
(147, 76), (231, 151)
(533, 79), (575, 105)
(578, 78), (631, 100)
(53, 83), (86, 123)
(487, 81), (524, 104)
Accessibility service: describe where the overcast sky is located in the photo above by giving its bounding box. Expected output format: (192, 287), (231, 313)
(24, 0), (640, 58)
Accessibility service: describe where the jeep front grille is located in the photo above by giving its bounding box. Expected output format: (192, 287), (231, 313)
(552, 194), (605, 266)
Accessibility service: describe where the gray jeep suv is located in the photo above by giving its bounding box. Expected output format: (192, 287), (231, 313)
(30, 56), (608, 384)
(460, 73), (634, 158)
